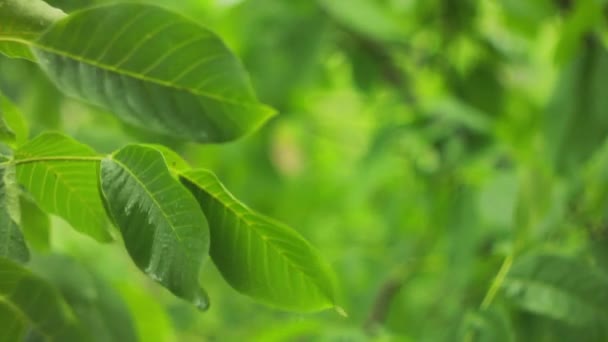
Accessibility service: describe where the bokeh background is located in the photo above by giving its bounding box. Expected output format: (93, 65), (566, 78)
(3, 0), (608, 341)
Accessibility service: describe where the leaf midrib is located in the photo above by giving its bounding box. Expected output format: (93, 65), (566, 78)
(29, 41), (265, 110)
(15, 154), (104, 231)
(110, 156), (185, 244)
(0, 288), (53, 340)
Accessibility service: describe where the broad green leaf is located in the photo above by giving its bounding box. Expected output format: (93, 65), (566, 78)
(503, 254), (608, 329)
(33, 3), (276, 143)
(19, 193), (50, 252)
(0, 92), (29, 146)
(99, 145), (210, 309)
(180, 169), (339, 312)
(29, 255), (138, 342)
(0, 160), (28, 262)
(0, 257), (83, 340)
(15, 132), (111, 241)
(0, 0), (65, 61)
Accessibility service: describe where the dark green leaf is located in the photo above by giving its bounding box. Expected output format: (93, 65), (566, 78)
(99, 145), (210, 309)
(15, 132), (111, 241)
(0, 0), (65, 61)
(0, 257), (82, 340)
(29, 255), (138, 342)
(180, 169), (339, 312)
(503, 254), (608, 330)
(33, 3), (275, 143)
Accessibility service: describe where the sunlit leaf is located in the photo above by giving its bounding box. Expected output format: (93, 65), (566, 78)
(14, 132), (111, 241)
(0, 92), (29, 147)
(0, 0), (65, 61)
(180, 169), (339, 312)
(32, 3), (275, 143)
(99, 145), (210, 309)
(0, 257), (83, 340)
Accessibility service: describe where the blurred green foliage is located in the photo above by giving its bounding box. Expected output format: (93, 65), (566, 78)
(4, 0), (608, 340)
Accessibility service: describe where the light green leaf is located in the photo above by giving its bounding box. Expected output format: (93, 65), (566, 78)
(32, 3), (276, 143)
(503, 254), (608, 329)
(0, 257), (83, 340)
(19, 193), (50, 252)
(180, 169), (339, 312)
(0, 0), (65, 61)
(14, 132), (111, 242)
(99, 145), (210, 309)
(0, 160), (28, 263)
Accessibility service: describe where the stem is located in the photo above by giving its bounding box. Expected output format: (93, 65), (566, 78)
(480, 254), (513, 310)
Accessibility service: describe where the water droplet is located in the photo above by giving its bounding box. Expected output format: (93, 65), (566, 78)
(193, 287), (210, 312)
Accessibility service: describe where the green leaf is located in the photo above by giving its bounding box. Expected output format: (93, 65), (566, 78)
(19, 193), (50, 252)
(180, 169), (339, 312)
(0, 0), (65, 61)
(0, 93), (29, 147)
(0, 160), (28, 263)
(14, 132), (111, 242)
(29, 255), (138, 342)
(318, 0), (401, 42)
(503, 254), (608, 329)
(99, 145), (210, 309)
(0, 257), (82, 340)
(141, 144), (191, 173)
(32, 3), (275, 143)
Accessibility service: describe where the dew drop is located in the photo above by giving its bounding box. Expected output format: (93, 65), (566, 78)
(193, 287), (210, 312)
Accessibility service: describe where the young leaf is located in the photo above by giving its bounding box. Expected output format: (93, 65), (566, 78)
(0, 0), (65, 61)
(32, 3), (276, 143)
(503, 254), (608, 328)
(99, 145), (210, 309)
(14, 132), (111, 242)
(0, 161), (28, 262)
(0, 257), (83, 341)
(180, 169), (339, 312)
